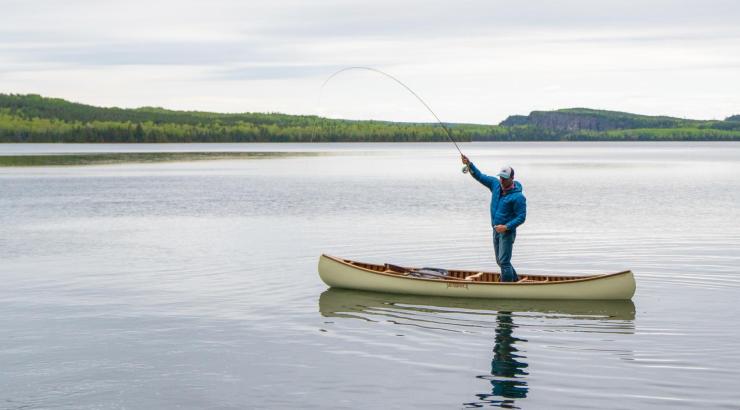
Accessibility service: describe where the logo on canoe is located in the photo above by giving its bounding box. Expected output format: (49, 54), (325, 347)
(447, 282), (468, 289)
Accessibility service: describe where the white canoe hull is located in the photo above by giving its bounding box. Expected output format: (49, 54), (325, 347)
(318, 254), (636, 300)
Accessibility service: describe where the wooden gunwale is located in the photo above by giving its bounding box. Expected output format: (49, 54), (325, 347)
(321, 254), (632, 285)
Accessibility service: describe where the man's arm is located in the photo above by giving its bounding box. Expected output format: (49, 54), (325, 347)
(462, 155), (496, 190)
(505, 195), (527, 231)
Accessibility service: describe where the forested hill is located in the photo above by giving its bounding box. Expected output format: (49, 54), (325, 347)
(1, 94), (738, 142)
(0, 93), (314, 126)
(0, 94), (493, 143)
(499, 108), (740, 133)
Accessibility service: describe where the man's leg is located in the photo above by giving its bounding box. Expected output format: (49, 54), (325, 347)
(498, 231), (518, 282)
(493, 231), (502, 269)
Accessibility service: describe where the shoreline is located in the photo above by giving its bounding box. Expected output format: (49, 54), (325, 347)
(0, 151), (325, 167)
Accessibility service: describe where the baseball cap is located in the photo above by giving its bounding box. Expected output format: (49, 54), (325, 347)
(496, 166), (514, 179)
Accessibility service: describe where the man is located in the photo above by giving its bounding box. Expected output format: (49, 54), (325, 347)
(461, 155), (526, 282)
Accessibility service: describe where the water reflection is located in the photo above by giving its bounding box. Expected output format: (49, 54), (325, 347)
(318, 288), (636, 323)
(464, 311), (528, 409)
(0, 151), (321, 166)
(319, 289), (635, 408)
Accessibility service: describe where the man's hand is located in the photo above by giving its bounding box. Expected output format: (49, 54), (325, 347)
(461, 154), (470, 165)
(494, 225), (508, 233)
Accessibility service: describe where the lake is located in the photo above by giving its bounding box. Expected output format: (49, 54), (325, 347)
(1, 142), (739, 409)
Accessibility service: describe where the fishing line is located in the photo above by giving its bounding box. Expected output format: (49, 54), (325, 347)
(314, 66), (469, 172)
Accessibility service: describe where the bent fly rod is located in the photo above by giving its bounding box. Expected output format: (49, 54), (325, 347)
(316, 66), (471, 173)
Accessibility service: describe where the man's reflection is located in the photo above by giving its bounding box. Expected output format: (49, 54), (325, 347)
(464, 311), (528, 408)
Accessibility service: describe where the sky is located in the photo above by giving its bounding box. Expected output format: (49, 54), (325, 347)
(1, 0), (739, 124)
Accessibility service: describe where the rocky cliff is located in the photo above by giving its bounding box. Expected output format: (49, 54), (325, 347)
(500, 108), (694, 131)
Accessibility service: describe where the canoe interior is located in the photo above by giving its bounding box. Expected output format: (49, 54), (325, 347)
(341, 257), (618, 284)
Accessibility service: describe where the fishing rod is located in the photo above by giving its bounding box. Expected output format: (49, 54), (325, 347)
(316, 66), (471, 173)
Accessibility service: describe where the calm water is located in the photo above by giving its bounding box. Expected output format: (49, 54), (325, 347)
(1, 142), (739, 409)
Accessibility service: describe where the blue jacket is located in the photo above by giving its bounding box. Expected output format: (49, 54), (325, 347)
(468, 162), (527, 231)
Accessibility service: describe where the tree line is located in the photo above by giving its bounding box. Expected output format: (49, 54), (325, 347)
(0, 94), (738, 142)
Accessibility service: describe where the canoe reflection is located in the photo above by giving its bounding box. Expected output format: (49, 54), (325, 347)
(318, 288), (636, 321)
(319, 289), (635, 409)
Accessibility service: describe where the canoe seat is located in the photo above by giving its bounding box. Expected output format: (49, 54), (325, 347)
(464, 272), (485, 281)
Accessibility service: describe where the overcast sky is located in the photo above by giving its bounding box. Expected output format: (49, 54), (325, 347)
(1, 0), (738, 124)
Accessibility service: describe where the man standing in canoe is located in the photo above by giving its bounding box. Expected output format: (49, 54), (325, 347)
(461, 155), (526, 282)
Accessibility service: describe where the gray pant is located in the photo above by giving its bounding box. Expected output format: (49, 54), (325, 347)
(493, 230), (519, 282)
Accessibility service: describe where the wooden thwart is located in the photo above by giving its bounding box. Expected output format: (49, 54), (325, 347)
(464, 272), (485, 281)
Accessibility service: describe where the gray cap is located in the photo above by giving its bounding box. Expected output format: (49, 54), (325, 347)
(496, 166), (514, 179)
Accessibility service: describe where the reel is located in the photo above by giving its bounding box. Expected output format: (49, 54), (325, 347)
(462, 164), (470, 174)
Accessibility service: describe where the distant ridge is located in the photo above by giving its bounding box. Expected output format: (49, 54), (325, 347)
(0, 93), (738, 142)
(502, 108), (703, 131)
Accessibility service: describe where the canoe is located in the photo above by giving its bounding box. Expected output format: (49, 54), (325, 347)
(318, 254), (636, 300)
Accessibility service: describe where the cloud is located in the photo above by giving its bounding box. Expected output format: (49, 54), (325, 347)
(209, 64), (346, 81)
(2, 41), (284, 66)
(0, 0), (738, 122)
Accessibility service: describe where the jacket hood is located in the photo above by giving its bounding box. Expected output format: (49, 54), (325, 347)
(503, 181), (523, 194)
